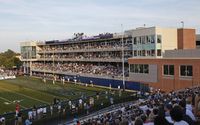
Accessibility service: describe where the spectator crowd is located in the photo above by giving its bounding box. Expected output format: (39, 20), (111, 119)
(40, 52), (124, 61)
(31, 62), (126, 78)
(76, 86), (200, 125)
(0, 68), (17, 80)
(1, 84), (200, 125)
(39, 40), (131, 53)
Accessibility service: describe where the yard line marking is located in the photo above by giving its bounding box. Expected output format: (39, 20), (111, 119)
(0, 96), (27, 108)
(0, 87), (50, 104)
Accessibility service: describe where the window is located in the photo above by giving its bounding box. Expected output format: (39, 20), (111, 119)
(130, 64), (149, 74)
(142, 50), (145, 56)
(139, 37), (142, 44)
(146, 36), (149, 43)
(147, 36), (151, 43)
(135, 64), (139, 73)
(130, 64), (134, 72)
(139, 50), (142, 56)
(157, 35), (162, 43)
(133, 37), (137, 45)
(136, 37), (140, 44)
(150, 35), (155, 43)
(134, 50), (137, 56)
(157, 49), (162, 56)
(139, 65), (143, 73)
(144, 65), (149, 73)
(180, 65), (193, 77)
(147, 50), (151, 56)
(163, 65), (174, 76)
(142, 36), (145, 44)
(151, 50), (155, 56)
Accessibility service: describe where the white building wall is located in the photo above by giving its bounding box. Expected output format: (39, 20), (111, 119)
(125, 27), (178, 58)
(156, 27), (178, 53)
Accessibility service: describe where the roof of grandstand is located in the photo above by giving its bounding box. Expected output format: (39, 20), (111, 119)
(44, 33), (114, 45)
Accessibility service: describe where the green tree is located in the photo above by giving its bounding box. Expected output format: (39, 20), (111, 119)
(0, 49), (22, 69)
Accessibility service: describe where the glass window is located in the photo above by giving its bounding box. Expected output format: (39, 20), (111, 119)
(21, 46), (36, 59)
(157, 49), (162, 56)
(147, 36), (151, 43)
(157, 35), (162, 43)
(133, 37), (137, 45)
(134, 50), (137, 56)
(151, 35), (155, 43)
(135, 64), (139, 73)
(144, 65), (149, 73)
(169, 65), (174, 75)
(136, 37), (140, 44)
(142, 36), (145, 44)
(151, 50), (155, 56)
(130, 64), (149, 74)
(130, 64), (134, 72)
(143, 50), (146, 56)
(187, 66), (193, 76)
(163, 65), (174, 76)
(139, 64), (143, 73)
(180, 65), (186, 76)
(180, 65), (193, 77)
(164, 65), (169, 75)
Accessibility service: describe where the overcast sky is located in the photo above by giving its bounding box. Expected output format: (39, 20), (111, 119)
(0, 0), (199, 52)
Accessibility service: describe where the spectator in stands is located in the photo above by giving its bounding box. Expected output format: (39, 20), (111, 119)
(154, 105), (172, 125)
(134, 117), (143, 125)
(170, 105), (189, 125)
(0, 116), (5, 125)
(164, 104), (173, 124)
(76, 120), (80, 125)
(25, 117), (32, 125)
(17, 112), (22, 125)
(178, 100), (195, 125)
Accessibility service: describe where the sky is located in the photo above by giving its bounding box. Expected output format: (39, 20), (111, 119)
(0, 0), (199, 52)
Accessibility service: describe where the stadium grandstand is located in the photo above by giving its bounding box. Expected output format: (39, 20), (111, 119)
(21, 31), (136, 90)
(20, 26), (181, 91)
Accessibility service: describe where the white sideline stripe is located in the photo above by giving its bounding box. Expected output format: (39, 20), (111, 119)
(0, 87), (49, 104)
(0, 97), (27, 108)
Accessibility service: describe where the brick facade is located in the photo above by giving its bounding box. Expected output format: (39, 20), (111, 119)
(128, 58), (200, 92)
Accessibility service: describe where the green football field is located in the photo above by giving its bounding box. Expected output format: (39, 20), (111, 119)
(0, 76), (106, 114)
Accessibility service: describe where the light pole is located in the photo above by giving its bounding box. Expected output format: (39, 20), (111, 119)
(43, 46), (46, 83)
(53, 48), (55, 84)
(121, 24), (125, 91)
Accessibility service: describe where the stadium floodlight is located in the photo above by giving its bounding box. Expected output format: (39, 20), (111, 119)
(181, 21), (184, 28)
(121, 24), (125, 91)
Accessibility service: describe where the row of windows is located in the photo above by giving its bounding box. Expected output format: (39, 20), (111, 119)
(133, 35), (162, 45)
(133, 49), (162, 57)
(163, 65), (193, 77)
(130, 64), (149, 74)
(130, 64), (193, 77)
(21, 46), (36, 59)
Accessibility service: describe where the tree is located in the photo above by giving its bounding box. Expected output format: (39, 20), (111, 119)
(0, 49), (22, 69)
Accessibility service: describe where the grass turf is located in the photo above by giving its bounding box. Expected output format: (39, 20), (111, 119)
(0, 76), (105, 114)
